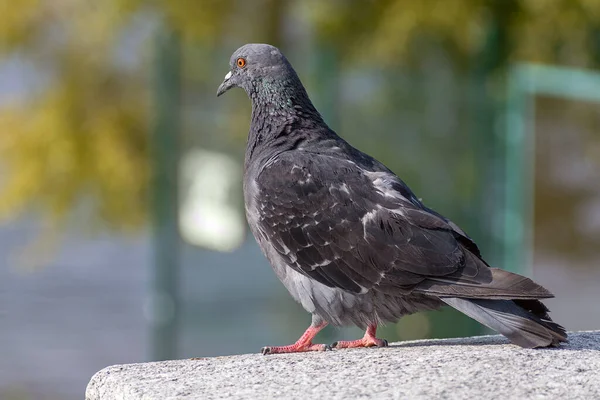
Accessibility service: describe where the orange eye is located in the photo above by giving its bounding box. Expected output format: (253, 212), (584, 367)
(236, 57), (246, 68)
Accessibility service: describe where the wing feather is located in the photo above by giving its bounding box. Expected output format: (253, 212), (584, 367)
(255, 151), (490, 295)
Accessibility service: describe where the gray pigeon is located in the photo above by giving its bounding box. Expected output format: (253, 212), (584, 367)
(217, 43), (567, 354)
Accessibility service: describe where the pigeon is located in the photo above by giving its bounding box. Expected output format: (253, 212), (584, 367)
(217, 43), (567, 354)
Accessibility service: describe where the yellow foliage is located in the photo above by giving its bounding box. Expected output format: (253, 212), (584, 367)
(0, 0), (40, 49)
(514, 0), (600, 65)
(308, 0), (600, 67)
(0, 56), (147, 230)
(159, 0), (234, 41)
(0, 0), (148, 230)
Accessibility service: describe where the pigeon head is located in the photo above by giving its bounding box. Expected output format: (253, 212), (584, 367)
(216, 43), (323, 121)
(217, 44), (326, 159)
(217, 43), (296, 98)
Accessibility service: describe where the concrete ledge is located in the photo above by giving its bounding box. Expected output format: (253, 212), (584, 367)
(86, 331), (600, 400)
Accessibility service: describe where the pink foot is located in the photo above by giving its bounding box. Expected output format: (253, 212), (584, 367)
(332, 337), (388, 349)
(261, 342), (330, 355)
(332, 324), (388, 349)
(261, 321), (329, 355)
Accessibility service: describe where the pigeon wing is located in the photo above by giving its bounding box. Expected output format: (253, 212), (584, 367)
(254, 150), (487, 295)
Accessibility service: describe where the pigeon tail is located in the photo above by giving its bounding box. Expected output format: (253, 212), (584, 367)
(415, 267), (556, 300)
(441, 297), (568, 348)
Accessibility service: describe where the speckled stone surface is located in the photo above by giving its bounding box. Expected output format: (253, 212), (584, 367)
(86, 331), (600, 400)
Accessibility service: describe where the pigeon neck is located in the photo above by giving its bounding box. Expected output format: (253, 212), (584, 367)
(245, 77), (327, 165)
(249, 77), (323, 124)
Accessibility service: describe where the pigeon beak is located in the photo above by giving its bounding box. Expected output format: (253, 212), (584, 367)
(217, 71), (234, 97)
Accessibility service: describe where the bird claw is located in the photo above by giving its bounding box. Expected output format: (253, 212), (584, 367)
(331, 337), (388, 349)
(260, 343), (330, 355)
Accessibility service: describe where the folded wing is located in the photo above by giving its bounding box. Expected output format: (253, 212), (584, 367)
(255, 151), (551, 300)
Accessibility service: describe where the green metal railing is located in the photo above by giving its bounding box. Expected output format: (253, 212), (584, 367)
(503, 63), (600, 275)
(149, 25), (182, 361)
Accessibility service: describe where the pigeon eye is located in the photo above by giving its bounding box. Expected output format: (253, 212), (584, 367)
(236, 58), (246, 68)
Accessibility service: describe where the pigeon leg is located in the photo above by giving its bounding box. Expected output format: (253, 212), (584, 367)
(332, 324), (388, 349)
(261, 321), (329, 355)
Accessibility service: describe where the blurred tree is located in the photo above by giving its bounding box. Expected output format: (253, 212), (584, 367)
(0, 0), (149, 229)
(310, 0), (600, 68)
(0, 0), (599, 230)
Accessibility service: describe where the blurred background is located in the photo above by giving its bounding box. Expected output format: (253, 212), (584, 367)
(1, 0), (600, 399)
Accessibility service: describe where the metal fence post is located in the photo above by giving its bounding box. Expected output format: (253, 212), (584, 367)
(149, 24), (182, 361)
(503, 63), (600, 277)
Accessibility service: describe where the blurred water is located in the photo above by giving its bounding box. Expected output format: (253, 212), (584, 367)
(0, 221), (148, 400)
(0, 220), (312, 400)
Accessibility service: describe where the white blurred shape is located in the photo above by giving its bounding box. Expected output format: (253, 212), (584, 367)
(179, 149), (245, 252)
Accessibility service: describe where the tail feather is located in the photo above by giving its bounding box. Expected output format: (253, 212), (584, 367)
(442, 297), (567, 348)
(416, 268), (554, 300)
